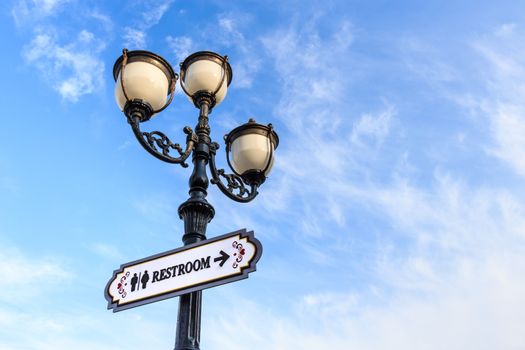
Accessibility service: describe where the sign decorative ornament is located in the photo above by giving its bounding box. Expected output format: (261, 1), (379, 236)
(105, 229), (262, 312)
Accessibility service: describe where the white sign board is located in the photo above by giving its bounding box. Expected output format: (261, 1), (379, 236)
(105, 229), (262, 312)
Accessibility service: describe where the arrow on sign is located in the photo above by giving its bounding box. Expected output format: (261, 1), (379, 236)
(214, 250), (230, 267)
(104, 229), (262, 312)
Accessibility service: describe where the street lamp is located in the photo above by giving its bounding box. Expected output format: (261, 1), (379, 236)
(113, 49), (278, 350)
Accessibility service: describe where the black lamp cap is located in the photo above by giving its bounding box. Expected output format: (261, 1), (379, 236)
(224, 119), (279, 150)
(113, 50), (177, 82)
(180, 51), (233, 87)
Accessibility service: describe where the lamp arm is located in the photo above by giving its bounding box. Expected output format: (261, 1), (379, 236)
(129, 116), (196, 167)
(208, 142), (259, 203)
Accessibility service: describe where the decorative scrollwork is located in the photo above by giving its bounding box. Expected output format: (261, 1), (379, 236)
(215, 169), (249, 196)
(129, 116), (196, 167)
(231, 240), (245, 268)
(143, 130), (185, 158)
(209, 142), (258, 203)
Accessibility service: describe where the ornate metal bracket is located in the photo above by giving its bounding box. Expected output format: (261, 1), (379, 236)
(128, 116), (197, 167)
(209, 142), (258, 203)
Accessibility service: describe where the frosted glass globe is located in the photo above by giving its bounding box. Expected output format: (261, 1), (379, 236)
(181, 52), (232, 106)
(230, 133), (275, 176)
(115, 61), (170, 111)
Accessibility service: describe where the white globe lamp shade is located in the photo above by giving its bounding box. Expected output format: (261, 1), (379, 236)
(225, 119), (279, 186)
(180, 51), (232, 106)
(113, 50), (176, 112)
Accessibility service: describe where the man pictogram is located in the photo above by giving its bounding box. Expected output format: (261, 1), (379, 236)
(131, 273), (138, 292)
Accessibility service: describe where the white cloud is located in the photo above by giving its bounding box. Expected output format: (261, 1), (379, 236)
(131, 193), (178, 224)
(336, 171), (525, 297)
(0, 242), (171, 350)
(89, 11), (113, 32)
(142, 0), (174, 27)
(0, 243), (70, 301)
(89, 243), (123, 260)
(402, 24), (525, 178)
(257, 19), (391, 223)
(218, 16), (235, 33)
(208, 21), (525, 349)
(12, 0), (111, 103)
(469, 26), (525, 177)
(0, 306), (175, 350)
(204, 172), (525, 350)
(166, 35), (194, 63)
(213, 13), (261, 88)
(400, 37), (459, 83)
(122, 0), (175, 47)
(487, 104), (525, 176)
(351, 105), (395, 147)
(34, 0), (67, 14)
(11, 0), (70, 25)
(123, 27), (147, 49)
(24, 30), (105, 102)
(301, 291), (359, 319)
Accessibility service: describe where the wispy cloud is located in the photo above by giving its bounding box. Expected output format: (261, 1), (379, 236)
(122, 0), (175, 48)
(166, 35), (194, 63)
(24, 29), (105, 102)
(123, 27), (147, 49)
(400, 37), (459, 83)
(141, 0), (174, 27)
(0, 243), (70, 302)
(12, 1), (112, 103)
(89, 243), (123, 260)
(487, 104), (525, 176)
(131, 192), (178, 225)
(221, 24), (525, 350)
(214, 13), (261, 88)
(0, 306), (175, 350)
(11, 0), (70, 25)
(254, 18), (391, 246)
(204, 169), (525, 349)
(351, 105), (395, 148)
(214, 264), (524, 349)
(401, 23), (525, 178)
(472, 24), (525, 176)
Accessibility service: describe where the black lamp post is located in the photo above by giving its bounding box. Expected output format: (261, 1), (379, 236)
(113, 49), (278, 350)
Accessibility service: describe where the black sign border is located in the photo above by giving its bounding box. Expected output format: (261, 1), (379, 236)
(105, 228), (262, 312)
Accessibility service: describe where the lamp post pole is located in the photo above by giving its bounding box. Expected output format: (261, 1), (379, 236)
(175, 101), (214, 350)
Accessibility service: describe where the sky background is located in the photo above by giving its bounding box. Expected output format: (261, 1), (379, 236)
(1, 0), (525, 349)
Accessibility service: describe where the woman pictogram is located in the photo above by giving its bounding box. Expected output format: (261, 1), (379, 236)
(141, 270), (150, 289)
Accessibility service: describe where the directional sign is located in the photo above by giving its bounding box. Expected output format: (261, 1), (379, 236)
(105, 229), (262, 312)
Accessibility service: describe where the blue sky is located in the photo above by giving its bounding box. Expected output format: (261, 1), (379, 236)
(1, 0), (525, 349)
